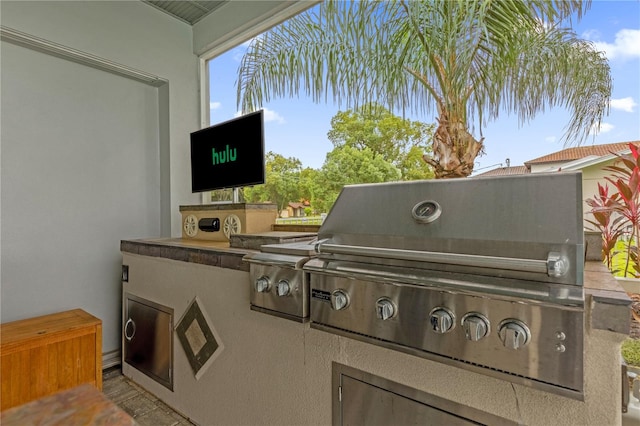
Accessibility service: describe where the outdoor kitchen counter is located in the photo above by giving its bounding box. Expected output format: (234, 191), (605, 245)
(121, 241), (632, 425)
(120, 238), (254, 272)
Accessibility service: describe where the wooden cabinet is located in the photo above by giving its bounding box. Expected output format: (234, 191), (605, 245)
(1, 309), (102, 411)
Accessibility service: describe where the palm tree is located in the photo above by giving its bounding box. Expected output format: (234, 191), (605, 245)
(237, 0), (611, 178)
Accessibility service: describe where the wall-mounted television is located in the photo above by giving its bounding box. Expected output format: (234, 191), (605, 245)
(190, 110), (265, 193)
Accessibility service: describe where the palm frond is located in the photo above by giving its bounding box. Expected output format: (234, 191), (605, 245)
(236, 0), (608, 148)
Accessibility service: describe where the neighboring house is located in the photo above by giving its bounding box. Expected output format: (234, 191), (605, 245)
(281, 201), (309, 218)
(288, 202), (307, 217)
(476, 165), (530, 176)
(475, 141), (640, 226)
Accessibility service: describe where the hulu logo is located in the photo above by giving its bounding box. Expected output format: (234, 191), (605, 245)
(212, 145), (237, 165)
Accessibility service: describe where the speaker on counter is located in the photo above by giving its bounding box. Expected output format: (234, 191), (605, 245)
(198, 218), (220, 232)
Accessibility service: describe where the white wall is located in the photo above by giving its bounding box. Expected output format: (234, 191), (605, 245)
(1, 0), (199, 356)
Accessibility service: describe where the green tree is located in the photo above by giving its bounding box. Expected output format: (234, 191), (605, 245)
(328, 104), (435, 180)
(237, 0), (611, 178)
(243, 151), (302, 215)
(298, 167), (326, 213)
(317, 146), (401, 211)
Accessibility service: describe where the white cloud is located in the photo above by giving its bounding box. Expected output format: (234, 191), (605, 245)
(210, 101), (221, 110)
(589, 122), (615, 135)
(610, 97), (637, 113)
(582, 29), (601, 40)
(236, 108), (285, 124)
(263, 108), (285, 124)
(585, 28), (640, 60)
(545, 136), (557, 143)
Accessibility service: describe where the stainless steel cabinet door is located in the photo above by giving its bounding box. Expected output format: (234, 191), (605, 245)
(333, 363), (514, 426)
(340, 376), (475, 426)
(124, 294), (173, 390)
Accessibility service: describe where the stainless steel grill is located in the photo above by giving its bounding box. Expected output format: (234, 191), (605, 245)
(304, 172), (585, 399)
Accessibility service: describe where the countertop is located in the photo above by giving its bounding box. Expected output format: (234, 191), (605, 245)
(121, 231), (317, 272)
(121, 237), (252, 271)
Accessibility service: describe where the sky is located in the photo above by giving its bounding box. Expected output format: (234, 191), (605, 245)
(208, 0), (640, 175)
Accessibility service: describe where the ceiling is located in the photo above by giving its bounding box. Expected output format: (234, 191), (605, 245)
(143, 1), (228, 25)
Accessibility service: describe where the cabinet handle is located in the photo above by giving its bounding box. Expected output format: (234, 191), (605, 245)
(124, 318), (136, 341)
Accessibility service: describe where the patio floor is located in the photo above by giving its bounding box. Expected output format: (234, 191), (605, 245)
(103, 367), (195, 426)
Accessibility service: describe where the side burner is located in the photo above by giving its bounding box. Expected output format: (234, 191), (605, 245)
(244, 241), (317, 322)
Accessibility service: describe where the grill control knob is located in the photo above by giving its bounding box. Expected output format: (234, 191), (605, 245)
(461, 313), (490, 341)
(429, 307), (455, 333)
(255, 276), (271, 293)
(276, 280), (292, 297)
(498, 319), (531, 350)
(330, 290), (349, 311)
(376, 298), (396, 320)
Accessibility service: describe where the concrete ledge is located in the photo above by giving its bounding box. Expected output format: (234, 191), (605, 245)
(585, 261), (632, 334)
(120, 238), (250, 272)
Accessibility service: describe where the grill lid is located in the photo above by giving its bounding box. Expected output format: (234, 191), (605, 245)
(314, 172), (584, 286)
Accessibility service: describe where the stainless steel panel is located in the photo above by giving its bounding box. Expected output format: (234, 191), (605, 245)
(341, 376), (475, 425)
(304, 258), (584, 306)
(260, 241), (317, 257)
(317, 173), (583, 286)
(245, 252), (309, 269)
(124, 294), (173, 390)
(313, 273), (584, 396)
(333, 363), (516, 426)
(249, 263), (309, 319)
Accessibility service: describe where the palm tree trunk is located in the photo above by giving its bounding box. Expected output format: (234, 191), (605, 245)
(422, 114), (484, 178)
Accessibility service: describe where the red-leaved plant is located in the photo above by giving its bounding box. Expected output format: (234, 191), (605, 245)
(587, 143), (640, 277)
(586, 183), (625, 272)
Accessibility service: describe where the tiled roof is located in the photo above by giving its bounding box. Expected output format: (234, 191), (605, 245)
(525, 141), (639, 165)
(474, 166), (530, 177)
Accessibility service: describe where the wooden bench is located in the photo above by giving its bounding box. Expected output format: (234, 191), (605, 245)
(1, 309), (102, 411)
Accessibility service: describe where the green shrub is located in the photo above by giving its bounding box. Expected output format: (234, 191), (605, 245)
(622, 338), (640, 367)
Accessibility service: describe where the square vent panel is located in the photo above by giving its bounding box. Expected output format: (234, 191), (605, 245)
(175, 297), (223, 379)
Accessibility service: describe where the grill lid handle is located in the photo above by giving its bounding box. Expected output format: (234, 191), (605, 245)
(314, 242), (570, 278)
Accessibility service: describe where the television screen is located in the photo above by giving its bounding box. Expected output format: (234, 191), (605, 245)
(190, 110), (265, 193)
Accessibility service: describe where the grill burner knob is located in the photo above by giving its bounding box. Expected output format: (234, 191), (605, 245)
(498, 319), (531, 350)
(276, 280), (292, 297)
(461, 313), (490, 341)
(376, 298), (396, 320)
(255, 276), (271, 293)
(429, 307), (455, 333)
(330, 290), (349, 311)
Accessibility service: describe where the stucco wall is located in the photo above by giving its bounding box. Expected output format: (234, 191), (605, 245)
(122, 253), (625, 425)
(1, 1), (199, 356)
(581, 163), (618, 229)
